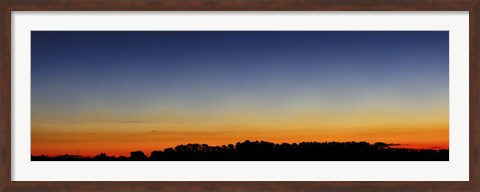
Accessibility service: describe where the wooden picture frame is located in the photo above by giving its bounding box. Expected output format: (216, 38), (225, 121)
(1, 0), (478, 191)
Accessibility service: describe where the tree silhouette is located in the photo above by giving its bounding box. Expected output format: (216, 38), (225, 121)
(94, 152), (110, 160)
(130, 151), (147, 160)
(31, 140), (449, 161)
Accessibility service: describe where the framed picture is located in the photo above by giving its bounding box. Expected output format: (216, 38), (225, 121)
(1, 0), (478, 191)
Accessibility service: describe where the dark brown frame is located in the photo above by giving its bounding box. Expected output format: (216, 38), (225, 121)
(1, 0), (478, 191)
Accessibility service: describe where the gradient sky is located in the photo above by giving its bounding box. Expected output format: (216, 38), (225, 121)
(31, 31), (449, 157)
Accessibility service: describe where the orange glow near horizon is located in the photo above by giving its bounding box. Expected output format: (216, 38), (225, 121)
(32, 109), (449, 157)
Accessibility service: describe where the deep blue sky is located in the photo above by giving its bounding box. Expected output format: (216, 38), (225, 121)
(31, 31), (448, 121)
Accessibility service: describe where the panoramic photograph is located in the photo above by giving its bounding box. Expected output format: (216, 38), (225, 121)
(31, 31), (449, 161)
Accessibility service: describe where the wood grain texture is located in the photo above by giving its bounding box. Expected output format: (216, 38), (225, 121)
(1, 0), (479, 191)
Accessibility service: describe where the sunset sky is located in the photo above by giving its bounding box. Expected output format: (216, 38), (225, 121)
(31, 31), (449, 157)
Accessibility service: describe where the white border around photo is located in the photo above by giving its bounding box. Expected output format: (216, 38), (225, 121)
(11, 11), (469, 181)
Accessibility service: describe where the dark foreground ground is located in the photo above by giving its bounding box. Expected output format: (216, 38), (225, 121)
(32, 140), (448, 161)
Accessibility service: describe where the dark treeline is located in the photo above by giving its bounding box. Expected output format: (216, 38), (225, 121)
(31, 140), (449, 161)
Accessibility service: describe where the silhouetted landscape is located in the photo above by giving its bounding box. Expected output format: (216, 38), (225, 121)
(31, 140), (448, 161)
